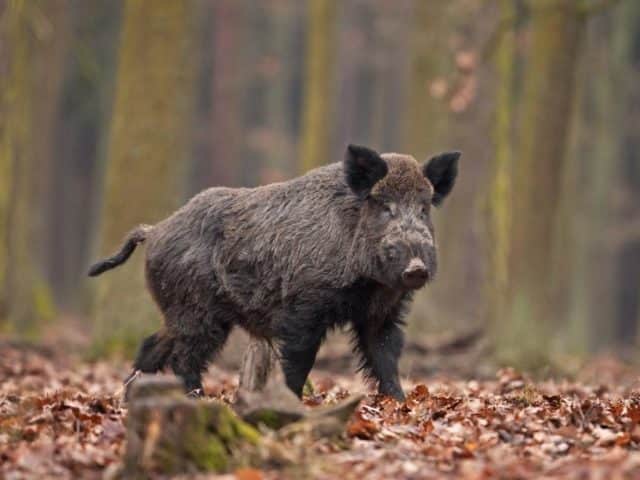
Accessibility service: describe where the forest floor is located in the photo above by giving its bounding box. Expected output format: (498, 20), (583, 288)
(2, 339), (640, 479)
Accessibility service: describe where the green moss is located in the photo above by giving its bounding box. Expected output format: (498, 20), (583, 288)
(245, 409), (281, 430)
(145, 405), (259, 474)
(212, 404), (261, 445)
(182, 411), (230, 472)
(184, 405), (260, 473)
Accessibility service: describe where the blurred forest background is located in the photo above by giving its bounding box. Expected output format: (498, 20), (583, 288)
(0, 0), (638, 372)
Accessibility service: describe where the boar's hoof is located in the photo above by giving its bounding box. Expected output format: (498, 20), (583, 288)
(186, 388), (204, 398)
(379, 384), (405, 402)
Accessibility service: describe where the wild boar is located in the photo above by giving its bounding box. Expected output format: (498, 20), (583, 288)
(89, 144), (460, 401)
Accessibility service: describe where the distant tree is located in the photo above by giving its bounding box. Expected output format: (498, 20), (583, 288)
(403, 1), (480, 338)
(502, 0), (585, 366)
(0, 0), (68, 335)
(609, 0), (640, 348)
(50, 0), (122, 309)
(92, 0), (196, 355)
(404, 1), (451, 158)
(562, 3), (621, 354)
(299, 0), (336, 171)
(208, 0), (244, 187)
(487, 0), (516, 358)
(262, 0), (300, 182)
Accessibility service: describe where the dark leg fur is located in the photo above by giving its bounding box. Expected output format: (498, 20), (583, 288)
(133, 331), (174, 373)
(167, 323), (232, 394)
(276, 309), (327, 397)
(123, 330), (174, 398)
(279, 336), (323, 397)
(354, 320), (405, 401)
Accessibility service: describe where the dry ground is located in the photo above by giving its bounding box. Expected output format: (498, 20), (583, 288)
(2, 339), (640, 479)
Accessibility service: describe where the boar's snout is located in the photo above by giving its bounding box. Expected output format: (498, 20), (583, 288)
(401, 257), (429, 289)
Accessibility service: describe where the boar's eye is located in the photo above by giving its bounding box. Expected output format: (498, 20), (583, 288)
(420, 204), (430, 219)
(381, 202), (397, 220)
(384, 245), (399, 261)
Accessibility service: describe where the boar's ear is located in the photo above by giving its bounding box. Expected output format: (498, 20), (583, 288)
(423, 151), (460, 206)
(344, 144), (388, 198)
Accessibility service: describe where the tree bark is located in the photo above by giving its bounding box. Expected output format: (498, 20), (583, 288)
(563, 2), (631, 354)
(208, 0), (244, 188)
(487, 0), (515, 355)
(299, 0), (336, 172)
(122, 375), (260, 477)
(92, 0), (196, 355)
(0, 0), (67, 335)
(238, 337), (278, 392)
(502, 0), (585, 366)
(403, 1), (450, 158)
(49, 0), (121, 309)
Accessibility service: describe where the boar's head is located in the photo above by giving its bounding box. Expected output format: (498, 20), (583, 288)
(344, 144), (460, 290)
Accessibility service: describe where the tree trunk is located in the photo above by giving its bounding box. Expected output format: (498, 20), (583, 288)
(238, 337), (277, 392)
(122, 375), (260, 477)
(0, 0), (67, 335)
(299, 0), (336, 172)
(501, 0), (585, 366)
(610, 1), (640, 349)
(49, 0), (121, 309)
(262, 0), (298, 183)
(487, 0), (515, 354)
(208, 0), (244, 187)
(403, 1), (450, 158)
(403, 1), (461, 336)
(92, 0), (196, 355)
(563, 3), (631, 354)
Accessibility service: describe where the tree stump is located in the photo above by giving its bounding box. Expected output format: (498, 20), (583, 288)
(109, 375), (364, 479)
(121, 375), (260, 478)
(237, 336), (314, 396)
(238, 336), (277, 392)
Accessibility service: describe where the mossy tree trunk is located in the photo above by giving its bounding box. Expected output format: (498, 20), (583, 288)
(403, 2), (464, 336)
(563, 2), (632, 354)
(403, 1), (450, 159)
(123, 375), (260, 476)
(500, 0), (585, 366)
(92, 0), (196, 356)
(0, 0), (67, 335)
(299, 0), (336, 172)
(48, 0), (121, 309)
(487, 0), (516, 354)
(609, 1), (640, 349)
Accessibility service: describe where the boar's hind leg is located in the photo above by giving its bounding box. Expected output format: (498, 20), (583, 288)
(167, 323), (232, 395)
(132, 330), (174, 373)
(354, 320), (405, 402)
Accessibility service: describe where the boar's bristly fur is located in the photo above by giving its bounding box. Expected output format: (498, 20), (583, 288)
(89, 144), (460, 400)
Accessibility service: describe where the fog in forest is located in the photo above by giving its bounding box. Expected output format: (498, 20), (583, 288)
(2, 0), (639, 370)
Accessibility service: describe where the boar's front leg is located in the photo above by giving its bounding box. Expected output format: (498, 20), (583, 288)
(276, 319), (325, 398)
(354, 319), (405, 401)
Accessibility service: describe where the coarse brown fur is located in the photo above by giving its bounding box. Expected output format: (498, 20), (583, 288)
(90, 145), (460, 400)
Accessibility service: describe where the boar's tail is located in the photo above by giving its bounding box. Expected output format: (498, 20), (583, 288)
(88, 224), (152, 277)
